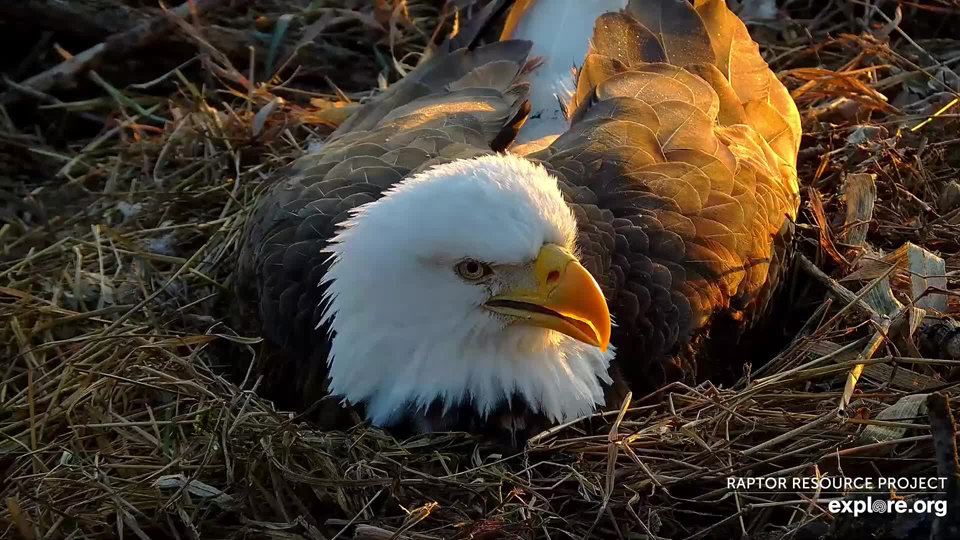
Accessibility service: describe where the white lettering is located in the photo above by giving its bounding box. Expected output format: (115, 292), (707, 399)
(827, 496), (948, 517)
(729, 476), (948, 495)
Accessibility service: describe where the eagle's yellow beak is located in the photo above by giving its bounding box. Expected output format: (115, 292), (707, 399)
(484, 244), (611, 350)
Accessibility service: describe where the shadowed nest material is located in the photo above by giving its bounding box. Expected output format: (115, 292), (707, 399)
(3, 0), (960, 539)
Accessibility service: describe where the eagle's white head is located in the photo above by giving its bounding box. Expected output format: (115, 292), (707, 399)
(318, 153), (615, 428)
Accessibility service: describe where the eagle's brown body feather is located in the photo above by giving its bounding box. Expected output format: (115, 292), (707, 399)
(232, 0), (801, 438)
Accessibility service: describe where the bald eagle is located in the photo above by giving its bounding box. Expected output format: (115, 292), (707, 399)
(232, 0), (801, 441)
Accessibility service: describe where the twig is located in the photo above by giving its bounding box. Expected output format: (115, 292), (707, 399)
(742, 410), (838, 457)
(0, 0), (239, 106)
(927, 393), (960, 539)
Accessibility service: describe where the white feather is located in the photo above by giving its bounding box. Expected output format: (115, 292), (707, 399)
(504, 0), (630, 150)
(318, 154), (615, 427)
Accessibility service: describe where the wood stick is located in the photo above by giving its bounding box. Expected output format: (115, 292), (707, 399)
(0, 1), (152, 40)
(0, 0), (240, 106)
(927, 393), (960, 539)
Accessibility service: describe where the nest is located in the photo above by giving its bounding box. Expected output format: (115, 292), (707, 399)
(3, 1), (960, 539)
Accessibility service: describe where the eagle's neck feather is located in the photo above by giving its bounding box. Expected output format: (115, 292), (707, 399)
(326, 323), (616, 427)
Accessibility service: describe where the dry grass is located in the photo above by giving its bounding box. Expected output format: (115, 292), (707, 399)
(2, 1), (960, 539)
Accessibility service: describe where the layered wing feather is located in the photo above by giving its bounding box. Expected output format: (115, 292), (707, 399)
(527, 0), (801, 387)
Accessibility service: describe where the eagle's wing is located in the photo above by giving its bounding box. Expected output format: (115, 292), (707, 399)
(526, 0), (801, 388)
(232, 26), (534, 413)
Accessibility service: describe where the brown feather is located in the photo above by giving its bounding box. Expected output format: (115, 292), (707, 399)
(232, 0), (803, 436)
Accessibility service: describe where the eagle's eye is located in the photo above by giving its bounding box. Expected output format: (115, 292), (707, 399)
(455, 259), (492, 281)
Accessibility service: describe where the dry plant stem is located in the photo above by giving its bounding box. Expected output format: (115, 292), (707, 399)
(0, 1), (154, 41)
(3, 2), (960, 540)
(837, 172), (893, 403)
(797, 253), (886, 325)
(582, 392), (634, 540)
(742, 410), (837, 457)
(927, 393), (960, 538)
(839, 315), (891, 412)
(0, 0), (240, 106)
